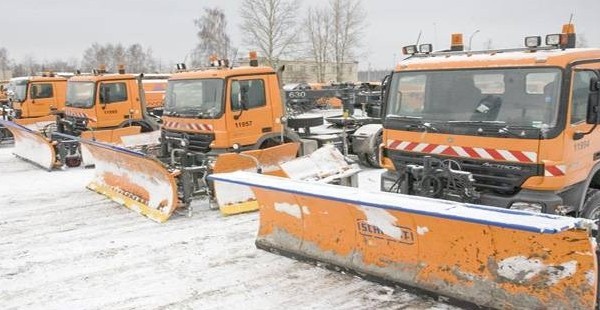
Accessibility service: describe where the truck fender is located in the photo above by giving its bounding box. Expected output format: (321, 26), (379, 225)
(572, 161), (600, 213)
(254, 130), (301, 149)
(351, 123), (382, 155)
(118, 119), (157, 132)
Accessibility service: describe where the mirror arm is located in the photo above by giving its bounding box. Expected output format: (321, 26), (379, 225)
(574, 123), (597, 140)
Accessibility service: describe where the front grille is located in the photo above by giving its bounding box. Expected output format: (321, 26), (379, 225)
(163, 129), (215, 153)
(385, 149), (542, 195)
(64, 116), (88, 135)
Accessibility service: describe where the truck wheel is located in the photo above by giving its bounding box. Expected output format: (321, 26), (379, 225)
(581, 189), (600, 220)
(286, 114), (323, 129)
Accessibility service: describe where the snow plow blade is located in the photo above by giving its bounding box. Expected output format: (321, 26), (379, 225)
(80, 139), (178, 223)
(209, 171), (598, 309)
(0, 120), (56, 170)
(13, 114), (57, 131)
(212, 143), (300, 215)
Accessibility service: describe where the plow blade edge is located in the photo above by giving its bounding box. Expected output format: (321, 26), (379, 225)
(210, 171), (598, 309)
(212, 143), (299, 215)
(80, 139), (178, 223)
(0, 120), (56, 170)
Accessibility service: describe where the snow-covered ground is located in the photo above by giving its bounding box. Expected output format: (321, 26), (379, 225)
(0, 145), (458, 310)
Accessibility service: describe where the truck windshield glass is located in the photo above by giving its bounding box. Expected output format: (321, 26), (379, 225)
(387, 68), (562, 128)
(8, 79), (28, 102)
(66, 82), (95, 108)
(164, 79), (224, 118)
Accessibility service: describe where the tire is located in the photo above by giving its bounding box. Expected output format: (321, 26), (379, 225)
(581, 189), (600, 220)
(286, 114), (323, 129)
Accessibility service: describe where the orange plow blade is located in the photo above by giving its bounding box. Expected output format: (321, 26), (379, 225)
(212, 143), (299, 215)
(80, 139), (178, 223)
(209, 171), (598, 309)
(0, 120), (56, 170)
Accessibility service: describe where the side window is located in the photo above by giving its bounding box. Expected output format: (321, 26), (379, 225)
(231, 79), (266, 110)
(571, 71), (595, 124)
(395, 75), (426, 114)
(31, 83), (53, 99)
(100, 82), (128, 104)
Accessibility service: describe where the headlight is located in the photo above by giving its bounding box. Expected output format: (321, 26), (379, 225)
(510, 202), (543, 213)
(524, 36), (541, 48)
(545, 34), (562, 46)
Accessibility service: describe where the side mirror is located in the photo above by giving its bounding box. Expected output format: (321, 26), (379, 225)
(30, 85), (38, 99)
(585, 78), (600, 124)
(380, 73), (392, 118)
(99, 84), (110, 108)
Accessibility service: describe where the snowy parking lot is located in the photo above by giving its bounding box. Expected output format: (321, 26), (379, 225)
(0, 145), (457, 309)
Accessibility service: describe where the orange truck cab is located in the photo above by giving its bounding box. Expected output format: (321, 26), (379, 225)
(59, 70), (159, 135)
(6, 75), (67, 119)
(380, 25), (600, 219)
(160, 61), (294, 155)
(141, 73), (170, 115)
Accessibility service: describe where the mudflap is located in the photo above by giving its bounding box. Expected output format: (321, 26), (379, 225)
(212, 143), (300, 216)
(0, 120), (57, 170)
(79, 138), (178, 223)
(210, 171), (598, 309)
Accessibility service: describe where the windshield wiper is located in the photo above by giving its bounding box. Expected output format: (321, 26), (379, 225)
(388, 115), (439, 132)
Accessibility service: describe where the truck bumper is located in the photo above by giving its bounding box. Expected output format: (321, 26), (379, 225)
(380, 170), (563, 214)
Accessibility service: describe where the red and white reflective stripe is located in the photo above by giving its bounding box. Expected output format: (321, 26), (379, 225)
(65, 110), (87, 119)
(545, 165), (566, 177)
(163, 121), (213, 132)
(386, 139), (537, 163)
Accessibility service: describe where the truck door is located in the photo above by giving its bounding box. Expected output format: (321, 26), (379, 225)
(28, 82), (55, 117)
(564, 68), (600, 183)
(227, 76), (275, 147)
(95, 81), (134, 128)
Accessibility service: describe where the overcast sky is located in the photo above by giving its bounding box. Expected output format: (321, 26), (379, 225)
(1, 0), (599, 70)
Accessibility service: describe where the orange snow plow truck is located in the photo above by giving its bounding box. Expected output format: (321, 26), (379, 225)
(210, 24), (600, 309)
(0, 66), (161, 169)
(0, 74), (68, 140)
(75, 54), (378, 222)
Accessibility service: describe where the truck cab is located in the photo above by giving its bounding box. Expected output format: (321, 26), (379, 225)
(380, 27), (600, 218)
(161, 60), (290, 155)
(141, 73), (170, 115)
(7, 75), (67, 119)
(61, 70), (159, 135)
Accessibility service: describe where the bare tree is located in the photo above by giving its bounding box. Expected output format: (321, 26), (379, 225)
(0, 48), (11, 79)
(192, 7), (232, 67)
(239, 0), (301, 67)
(81, 43), (157, 73)
(305, 6), (332, 83)
(330, 0), (365, 82)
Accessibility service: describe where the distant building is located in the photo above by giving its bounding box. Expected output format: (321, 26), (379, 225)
(238, 57), (358, 84)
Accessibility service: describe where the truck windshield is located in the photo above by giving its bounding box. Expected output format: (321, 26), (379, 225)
(164, 79), (224, 119)
(386, 68), (562, 129)
(8, 79), (28, 102)
(66, 82), (95, 108)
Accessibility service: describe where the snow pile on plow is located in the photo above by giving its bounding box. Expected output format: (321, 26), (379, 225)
(214, 144), (360, 215)
(209, 171), (598, 309)
(0, 120), (56, 170)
